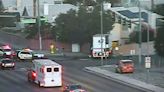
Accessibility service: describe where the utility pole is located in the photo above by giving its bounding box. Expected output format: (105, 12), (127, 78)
(138, 0), (142, 67)
(147, 23), (150, 56)
(100, 2), (104, 66)
(151, 0), (154, 10)
(37, 0), (42, 50)
(33, 0), (36, 17)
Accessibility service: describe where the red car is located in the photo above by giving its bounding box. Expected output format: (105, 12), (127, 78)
(115, 59), (134, 73)
(63, 84), (87, 92)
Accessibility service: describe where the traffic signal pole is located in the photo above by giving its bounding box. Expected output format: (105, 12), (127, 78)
(37, 0), (42, 50)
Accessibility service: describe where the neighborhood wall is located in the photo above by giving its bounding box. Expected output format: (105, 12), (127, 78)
(115, 41), (155, 56)
(28, 39), (91, 53)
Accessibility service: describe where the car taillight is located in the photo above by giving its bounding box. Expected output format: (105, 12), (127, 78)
(109, 50), (112, 54)
(122, 66), (127, 69)
(12, 53), (16, 56)
(32, 72), (36, 77)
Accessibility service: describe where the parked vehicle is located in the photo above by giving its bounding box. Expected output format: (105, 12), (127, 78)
(63, 84), (86, 92)
(27, 59), (62, 87)
(115, 59), (134, 73)
(0, 58), (15, 70)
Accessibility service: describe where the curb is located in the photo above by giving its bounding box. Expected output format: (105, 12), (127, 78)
(84, 67), (164, 92)
(43, 52), (89, 58)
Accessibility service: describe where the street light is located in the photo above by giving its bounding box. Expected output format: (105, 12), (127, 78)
(37, 0), (42, 50)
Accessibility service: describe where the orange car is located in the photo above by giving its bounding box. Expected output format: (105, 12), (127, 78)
(115, 59), (134, 73)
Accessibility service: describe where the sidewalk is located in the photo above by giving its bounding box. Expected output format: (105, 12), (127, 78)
(85, 65), (164, 92)
(34, 50), (89, 58)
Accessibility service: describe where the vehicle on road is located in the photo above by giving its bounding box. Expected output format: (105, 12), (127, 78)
(32, 52), (45, 59)
(63, 84), (86, 92)
(115, 59), (134, 73)
(17, 49), (33, 60)
(0, 58), (15, 70)
(91, 34), (112, 58)
(0, 45), (14, 58)
(27, 59), (62, 87)
(12, 49), (21, 59)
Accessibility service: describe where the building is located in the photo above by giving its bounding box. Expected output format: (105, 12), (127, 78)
(108, 6), (162, 46)
(1, 0), (77, 25)
(121, 0), (164, 10)
(43, 4), (78, 23)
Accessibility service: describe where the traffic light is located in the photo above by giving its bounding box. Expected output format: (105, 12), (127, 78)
(127, 20), (131, 28)
(122, 18), (126, 25)
(118, 17), (121, 24)
(111, 12), (115, 21)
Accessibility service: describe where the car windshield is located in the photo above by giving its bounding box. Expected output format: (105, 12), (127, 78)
(20, 52), (31, 54)
(122, 61), (133, 65)
(3, 49), (11, 52)
(69, 85), (82, 90)
(2, 60), (12, 63)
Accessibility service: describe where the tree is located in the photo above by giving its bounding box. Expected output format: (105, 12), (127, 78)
(63, 0), (84, 5)
(53, 6), (114, 44)
(153, 4), (164, 16)
(53, 9), (78, 43)
(96, 0), (121, 5)
(0, 0), (4, 12)
(25, 22), (53, 39)
(129, 23), (155, 43)
(63, 0), (121, 6)
(24, 24), (38, 39)
(153, 4), (164, 57)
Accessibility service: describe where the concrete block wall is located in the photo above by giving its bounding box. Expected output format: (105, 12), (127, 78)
(116, 41), (155, 56)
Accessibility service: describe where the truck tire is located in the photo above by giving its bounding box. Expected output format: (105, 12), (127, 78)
(38, 81), (42, 87)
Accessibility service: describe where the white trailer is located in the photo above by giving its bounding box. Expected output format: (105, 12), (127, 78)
(91, 34), (112, 58)
(27, 59), (62, 87)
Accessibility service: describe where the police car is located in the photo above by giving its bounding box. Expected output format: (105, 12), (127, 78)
(17, 49), (33, 60)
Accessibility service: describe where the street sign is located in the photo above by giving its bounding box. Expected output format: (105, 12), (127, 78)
(145, 56), (151, 68)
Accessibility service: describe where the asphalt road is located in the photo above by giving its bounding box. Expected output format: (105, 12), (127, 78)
(0, 56), (148, 92)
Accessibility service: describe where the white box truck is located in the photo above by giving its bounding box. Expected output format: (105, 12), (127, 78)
(27, 59), (62, 87)
(91, 34), (112, 58)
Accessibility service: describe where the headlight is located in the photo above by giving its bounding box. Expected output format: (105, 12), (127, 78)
(2, 63), (5, 66)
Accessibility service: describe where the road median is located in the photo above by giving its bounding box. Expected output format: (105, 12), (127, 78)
(84, 66), (164, 92)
